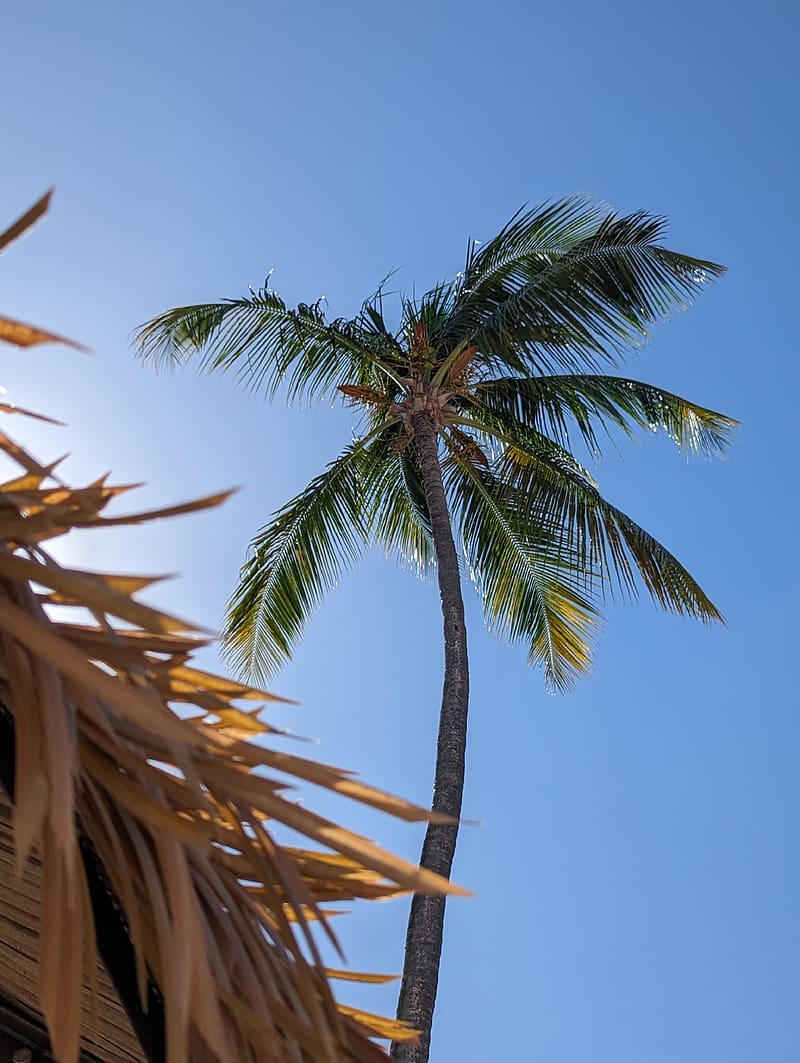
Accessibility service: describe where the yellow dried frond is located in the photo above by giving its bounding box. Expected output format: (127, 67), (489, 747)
(0, 422), (465, 1063)
(445, 345), (478, 385)
(337, 384), (392, 410)
(0, 316), (88, 351)
(0, 190), (87, 352)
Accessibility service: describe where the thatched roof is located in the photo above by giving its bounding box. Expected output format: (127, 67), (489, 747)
(0, 193), (464, 1062)
(0, 792), (143, 1062)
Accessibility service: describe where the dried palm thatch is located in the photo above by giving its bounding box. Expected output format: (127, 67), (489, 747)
(0, 790), (144, 1061)
(0, 194), (465, 1062)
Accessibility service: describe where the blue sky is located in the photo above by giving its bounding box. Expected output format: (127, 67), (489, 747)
(3, 2), (798, 1059)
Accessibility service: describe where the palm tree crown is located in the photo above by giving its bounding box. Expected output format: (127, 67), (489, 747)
(137, 196), (734, 691)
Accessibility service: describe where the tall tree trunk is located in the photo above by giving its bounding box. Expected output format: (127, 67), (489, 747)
(391, 411), (469, 1063)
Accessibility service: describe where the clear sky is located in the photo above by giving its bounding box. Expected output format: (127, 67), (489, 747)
(3, 2), (798, 1059)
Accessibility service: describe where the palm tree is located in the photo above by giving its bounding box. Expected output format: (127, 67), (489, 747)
(136, 196), (735, 1062)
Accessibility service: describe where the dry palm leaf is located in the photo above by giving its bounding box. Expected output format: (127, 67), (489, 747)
(0, 190), (87, 351)
(0, 421), (465, 1063)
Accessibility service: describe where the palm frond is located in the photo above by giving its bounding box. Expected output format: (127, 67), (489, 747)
(405, 282), (458, 370)
(446, 197), (725, 375)
(400, 443), (433, 538)
(480, 417), (725, 623)
(0, 192), (87, 351)
(224, 432), (388, 683)
(368, 446), (435, 574)
(445, 448), (601, 691)
(461, 197), (605, 291)
(135, 291), (401, 402)
(0, 315), (88, 351)
(358, 281), (406, 361)
(470, 374), (737, 458)
(0, 190), (53, 255)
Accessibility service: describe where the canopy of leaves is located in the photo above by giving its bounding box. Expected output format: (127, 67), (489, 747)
(136, 196), (735, 691)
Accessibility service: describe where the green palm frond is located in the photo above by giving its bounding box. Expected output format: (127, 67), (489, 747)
(224, 432), (391, 681)
(471, 374), (737, 458)
(400, 444), (433, 537)
(446, 197), (725, 375)
(445, 448), (601, 690)
(404, 282), (458, 368)
(461, 197), (606, 292)
(485, 420), (724, 623)
(135, 290), (402, 402)
(369, 448), (435, 574)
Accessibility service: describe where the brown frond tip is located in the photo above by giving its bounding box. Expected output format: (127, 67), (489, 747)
(390, 432), (412, 455)
(446, 345), (478, 384)
(0, 189), (53, 254)
(337, 384), (392, 410)
(0, 193), (87, 351)
(0, 420), (464, 1063)
(410, 320), (429, 354)
(448, 426), (489, 468)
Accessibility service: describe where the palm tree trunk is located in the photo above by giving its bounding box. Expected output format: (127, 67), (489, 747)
(391, 410), (469, 1063)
